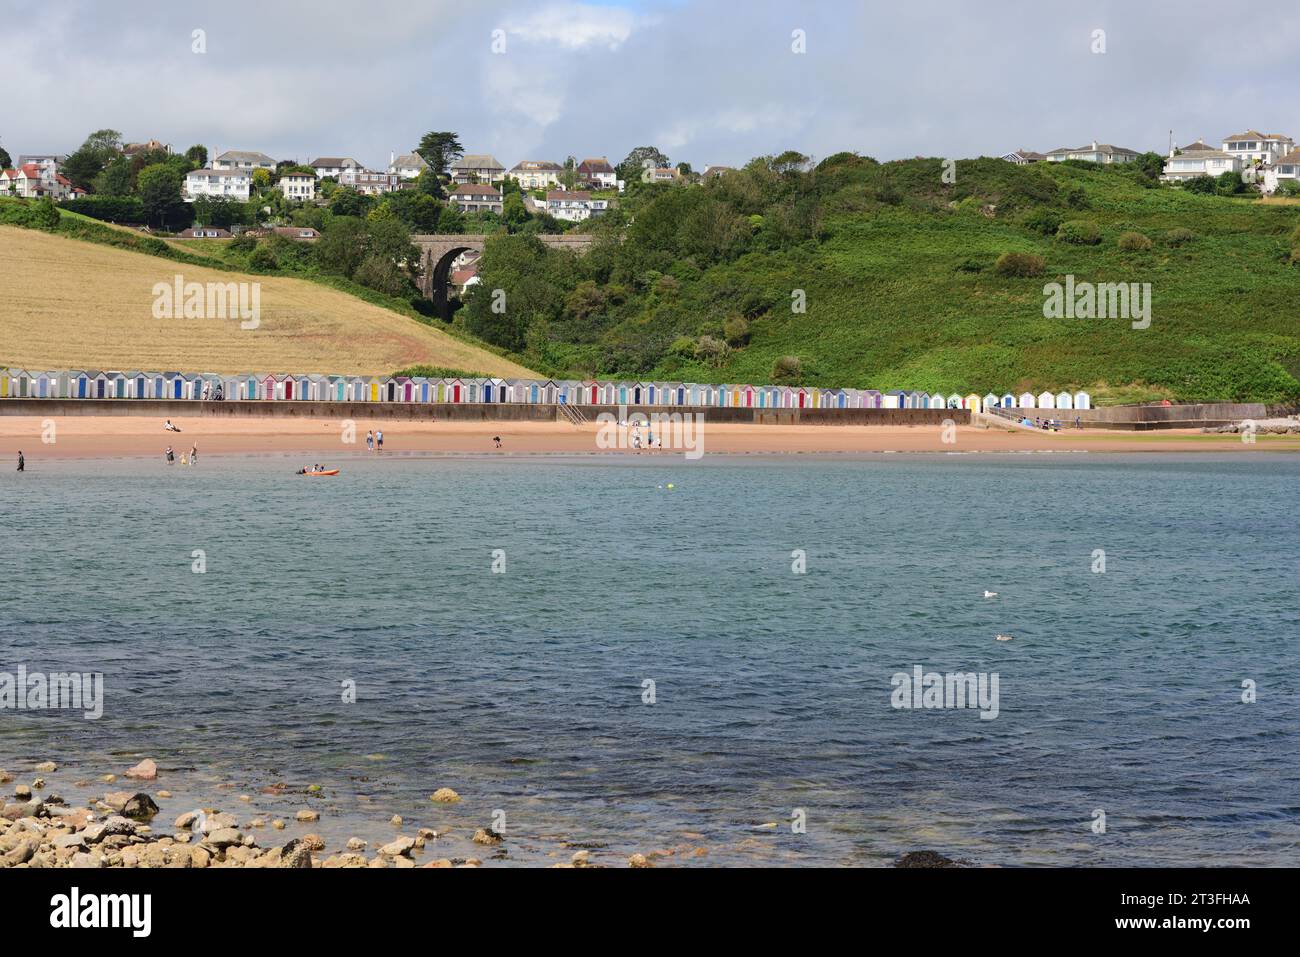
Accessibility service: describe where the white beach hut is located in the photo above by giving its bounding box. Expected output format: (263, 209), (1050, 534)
(1037, 391), (1056, 409)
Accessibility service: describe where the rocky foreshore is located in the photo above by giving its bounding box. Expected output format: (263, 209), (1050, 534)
(1202, 417), (1300, 434)
(0, 760), (704, 869)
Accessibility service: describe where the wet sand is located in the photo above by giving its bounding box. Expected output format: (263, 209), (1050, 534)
(2, 415), (1298, 459)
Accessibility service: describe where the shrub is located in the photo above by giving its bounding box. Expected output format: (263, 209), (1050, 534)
(1056, 220), (1101, 245)
(1290, 223), (1300, 246)
(954, 258), (984, 273)
(1164, 227), (1196, 246)
(1021, 207), (1061, 236)
(772, 355), (803, 383)
(693, 335), (730, 367)
(723, 314), (750, 345)
(248, 242), (279, 270)
(993, 252), (1045, 277)
(1289, 248), (1300, 267)
(1117, 231), (1152, 251)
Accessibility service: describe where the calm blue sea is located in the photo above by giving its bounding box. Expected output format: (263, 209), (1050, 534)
(1, 452), (1298, 866)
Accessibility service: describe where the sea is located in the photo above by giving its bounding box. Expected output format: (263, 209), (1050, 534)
(1, 452), (1297, 866)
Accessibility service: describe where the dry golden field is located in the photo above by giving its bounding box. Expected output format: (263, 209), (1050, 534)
(0, 226), (535, 376)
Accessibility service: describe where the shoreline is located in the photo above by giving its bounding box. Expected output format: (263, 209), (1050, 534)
(3, 415), (1299, 460)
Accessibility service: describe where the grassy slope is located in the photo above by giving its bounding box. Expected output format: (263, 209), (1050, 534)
(0, 225), (535, 377)
(627, 161), (1300, 404)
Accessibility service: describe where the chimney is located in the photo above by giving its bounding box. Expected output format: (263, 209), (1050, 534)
(1091, 140), (1098, 151)
(390, 150), (395, 167)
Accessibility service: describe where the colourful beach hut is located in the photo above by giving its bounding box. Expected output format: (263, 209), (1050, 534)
(1000, 393), (1015, 409)
(964, 393), (981, 413)
(1074, 391), (1092, 410)
(1037, 391), (1056, 409)
(983, 392), (999, 410)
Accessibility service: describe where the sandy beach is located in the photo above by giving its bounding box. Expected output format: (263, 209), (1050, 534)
(2, 414), (1299, 459)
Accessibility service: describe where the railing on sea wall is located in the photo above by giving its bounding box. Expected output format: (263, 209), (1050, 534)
(0, 369), (1093, 414)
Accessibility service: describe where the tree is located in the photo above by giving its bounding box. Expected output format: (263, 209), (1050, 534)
(562, 156), (577, 190)
(314, 216), (369, 277)
(503, 192), (529, 230)
(61, 129), (124, 190)
(463, 234), (574, 352)
(618, 146), (670, 185)
(252, 168), (271, 190)
(0, 144), (10, 170)
(380, 190), (442, 232)
(136, 163), (185, 227)
(185, 144), (208, 168)
(193, 195), (243, 229)
(94, 157), (134, 197)
(414, 166), (444, 199)
(365, 208), (419, 276)
(329, 187), (372, 217)
(415, 131), (464, 178)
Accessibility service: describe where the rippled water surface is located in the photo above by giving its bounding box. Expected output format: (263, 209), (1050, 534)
(2, 452), (1297, 866)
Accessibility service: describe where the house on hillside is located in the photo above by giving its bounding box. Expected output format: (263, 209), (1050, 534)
(508, 160), (563, 189)
(1000, 149), (1045, 165)
(648, 167), (679, 183)
(17, 154), (68, 174)
(1221, 130), (1294, 166)
(2, 163), (78, 199)
(1044, 141), (1139, 164)
(576, 157), (617, 189)
(176, 226), (232, 238)
(338, 168), (401, 195)
(212, 150), (277, 172)
(544, 190), (608, 221)
(183, 168), (252, 202)
(1262, 149), (1300, 193)
(451, 154), (506, 184)
(447, 184), (503, 214)
(278, 170), (317, 201)
(309, 157), (364, 179)
(388, 152), (428, 179)
(123, 140), (170, 157)
(701, 165), (735, 178)
(1160, 141), (1240, 182)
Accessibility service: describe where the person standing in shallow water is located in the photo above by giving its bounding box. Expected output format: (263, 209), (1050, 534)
(16, 451), (23, 471)
(366, 430), (374, 452)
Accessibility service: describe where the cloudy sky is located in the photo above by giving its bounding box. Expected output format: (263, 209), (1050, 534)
(3, 0), (1297, 170)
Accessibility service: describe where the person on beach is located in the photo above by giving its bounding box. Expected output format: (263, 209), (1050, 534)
(190, 444), (198, 465)
(1075, 416), (1081, 430)
(16, 451), (23, 472)
(493, 435), (502, 448)
(165, 419), (181, 432)
(376, 429), (384, 452)
(165, 446), (175, 465)
(366, 430), (374, 452)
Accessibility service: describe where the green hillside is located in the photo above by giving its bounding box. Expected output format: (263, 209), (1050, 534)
(461, 155), (1300, 404)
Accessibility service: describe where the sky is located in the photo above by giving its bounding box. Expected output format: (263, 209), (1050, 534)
(2, 0), (1298, 171)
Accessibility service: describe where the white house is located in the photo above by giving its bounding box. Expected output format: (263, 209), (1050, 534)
(1262, 149), (1300, 194)
(309, 157), (364, 179)
(508, 160), (563, 190)
(1044, 141), (1140, 164)
(212, 150), (276, 172)
(278, 170), (316, 202)
(2, 162), (78, 199)
(1160, 141), (1240, 182)
(1221, 130), (1294, 166)
(447, 184), (502, 214)
(339, 168), (401, 195)
(184, 168), (252, 202)
(451, 154), (506, 184)
(16, 154), (67, 174)
(1000, 149), (1045, 165)
(544, 189), (608, 221)
(388, 152), (428, 179)
(576, 157), (617, 189)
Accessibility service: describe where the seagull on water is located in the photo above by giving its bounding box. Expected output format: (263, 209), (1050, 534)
(983, 590), (998, 598)
(995, 633), (1013, 642)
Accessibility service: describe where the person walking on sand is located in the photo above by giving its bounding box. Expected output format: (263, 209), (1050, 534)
(189, 444), (198, 465)
(16, 450), (23, 472)
(493, 435), (502, 448)
(366, 430), (374, 452)
(376, 429), (384, 452)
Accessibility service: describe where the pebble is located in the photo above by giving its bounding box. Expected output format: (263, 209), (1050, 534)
(390, 815), (403, 826)
(294, 810), (319, 822)
(124, 759), (157, 781)
(430, 788), (460, 804)
(472, 828), (503, 846)
(35, 762), (57, 773)
(628, 853), (653, 868)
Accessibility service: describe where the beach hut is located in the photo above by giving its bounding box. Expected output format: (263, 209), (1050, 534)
(943, 393), (960, 409)
(449, 378), (465, 403)
(10, 369), (32, 398)
(109, 371), (129, 398)
(964, 393), (982, 413)
(292, 374), (311, 400)
(326, 375), (344, 402)
(541, 380), (557, 404)
(1000, 393), (1015, 409)
(925, 393), (943, 410)
(258, 373), (274, 400)
(1055, 391), (1073, 410)
(1074, 391), (1092, 410)
(861, 389), (881, 409)
(983, 392), (999, 410)
(0, 370), (7, 399)
(1037, 390), (1056, 409)
(1017, 392), (1035, 408)
(881, 391), (900, 410)
(34, 371), (54, 398)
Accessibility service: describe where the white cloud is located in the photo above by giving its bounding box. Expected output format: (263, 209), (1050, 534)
(501, 3), (650, 51)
